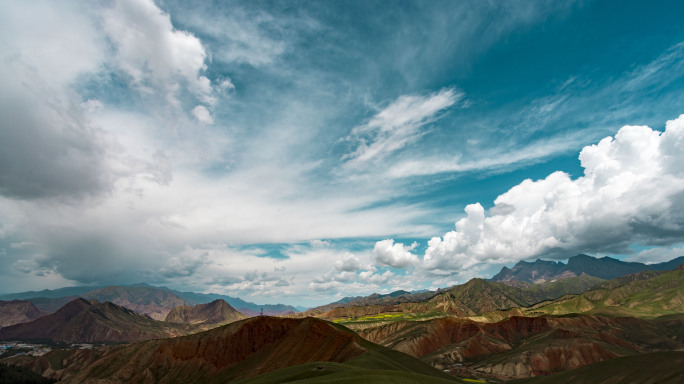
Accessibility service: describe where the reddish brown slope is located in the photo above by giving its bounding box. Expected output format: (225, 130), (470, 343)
(0, 300), (46, 328)
(358, 314), (684, 379)
(360, 316), (550, 359)
(55, 316), (366, 383)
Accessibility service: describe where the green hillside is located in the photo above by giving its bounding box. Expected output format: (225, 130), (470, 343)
(233, 363), (465, 384)
(333, 275), (605, 326)
(527, 266), (684, 318)
(233, 327), (470, 384)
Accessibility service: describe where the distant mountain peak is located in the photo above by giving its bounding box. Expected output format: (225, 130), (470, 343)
(491, 259), (566, 283)
(165, 299), (247, 325)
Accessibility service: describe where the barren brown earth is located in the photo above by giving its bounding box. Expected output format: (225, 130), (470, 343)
(164, 299), (247, 325)
(356, 314), (684, 380)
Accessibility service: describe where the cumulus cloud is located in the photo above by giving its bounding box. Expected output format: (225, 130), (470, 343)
(309, 239), (331, 248)
(219, 78), (236, 91)
(307, 246), (403, 292)
(344, 88), (462, 168)
(159, 251), (209, 278)
(334, 253), (363, 272)
(101, 0), (215, 106)
(423, 115), (684, 273)
(373, 239), (419, 268)
(313, 270), (357, 284)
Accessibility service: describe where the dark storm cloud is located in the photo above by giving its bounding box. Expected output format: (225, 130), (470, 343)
(0, 92), (113, 200)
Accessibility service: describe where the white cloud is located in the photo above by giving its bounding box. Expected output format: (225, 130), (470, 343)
(192, 105), (214, 124)
(359, 270), (394, 285)
(334, 253), (363, 272)
(9, 242), (35, 249)
(373, 239), (419, 269)
(344, 88), (462, 168)
(0, 0), (220, 201)
(173, 6), (291, 67)
(423, 115), (684, 273)
(0, 1), (104, 88)
(309, 239), (331, 248)
(625, 245), (684, 264)
(219, 78), (236, 91)
(386, 133), (585, 178)
(101, 0), (215, 106)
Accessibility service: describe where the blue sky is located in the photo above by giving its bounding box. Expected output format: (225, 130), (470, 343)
(1, 0), (684, 306)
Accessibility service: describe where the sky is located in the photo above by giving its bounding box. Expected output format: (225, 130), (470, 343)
(1, 0), (684, 307)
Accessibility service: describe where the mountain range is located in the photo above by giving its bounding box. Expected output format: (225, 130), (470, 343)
(298, 254), (684, 320)
(7, 316), (466, 384)
(299, 274), (604, 320)
(491, 254), (684, 283)
(0, 284), (299, 319)
(0, 298), (193, 343)
(0, 297), (253, 344)
(2, 254), (683, 383)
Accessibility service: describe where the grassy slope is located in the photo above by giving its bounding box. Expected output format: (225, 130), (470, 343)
(232, 341), (470, 384)
(233, 363), (464, 384)
(526, 266), (684, 318)
(507, 351), (684, 384)
(232, 342), (469, 384)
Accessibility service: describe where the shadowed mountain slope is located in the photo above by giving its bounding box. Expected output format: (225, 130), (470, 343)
(0, 363), (57, 384)
(0, 298), (192, 343)
(0, 300), (46, 328)
(165, 299), (247, 324)
(491, 259), (566, 283)
(39, 316), (463, 384)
